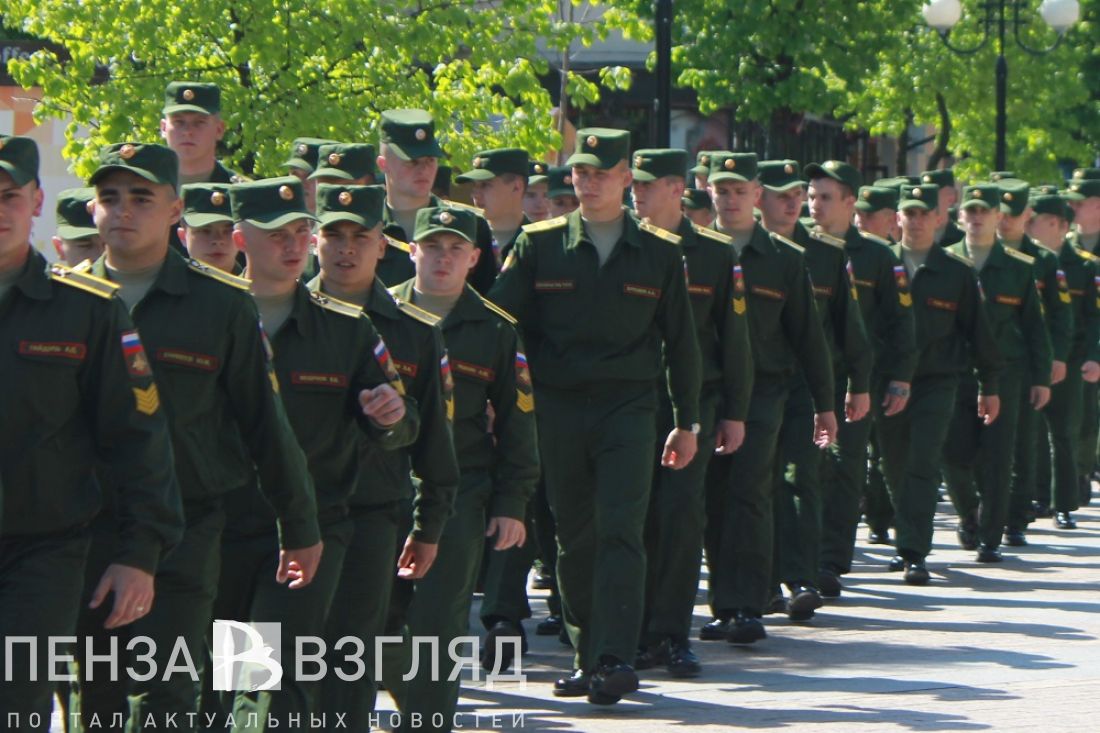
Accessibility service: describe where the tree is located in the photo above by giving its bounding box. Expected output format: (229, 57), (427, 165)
(2, 0), (647, 177)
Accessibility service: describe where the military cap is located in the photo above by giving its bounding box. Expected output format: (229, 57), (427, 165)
(284, 137), (340, 172)
(989, 170), (1017, 183)
(315, 184), (385, 229)
(566, 128), (630, 169)
(805, 160), (862, 193)
(0, 135), (39, 187)
(181, 183), (233, 227)
(998, 180), (1031, 216)
(689, 150), (718, 177)
(413, 205), (477, 243)
(920, 169), (955, 187)
(55, 187), (98, 240)
(90, 142), (179, 191)
(874, 176), (906, 189)
(455, 148), (529, 183)
(855, 185), (899, 212)
(898, 183), (940, 210)
(1065, 178), (1100, 201)
(1030, 192), (1073, 220)
(1072, 167), (1100, 181)
(163, 81), (220, 116)
(528, 160), (551, 185)
(310, 143), (377, 181)
(758, 159), (804, 191)
(708, 152), (758, 183)
(631, 148), (688, 182)
(229, 176), (316, 229)
(681, 187), (712, 210)
(547, 166), (576, 198)
(1031, 184), (1062, 196)
(960, 183), (1000, 210)
(380, 109), (444, 160)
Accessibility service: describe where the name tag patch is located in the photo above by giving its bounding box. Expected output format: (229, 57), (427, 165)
(994, 295), (1022, 306)
(452, 360), (496, 382)
(750, 285), (786, 301)
(291, 372), (348, 388)
(623, 283), (661, 299)
(155, 348), (219, 371)
(926, 297), (958, 311)
(687, 284), (714, 297)
(19, 340), (87, 361)
(534, 280), (575, 292)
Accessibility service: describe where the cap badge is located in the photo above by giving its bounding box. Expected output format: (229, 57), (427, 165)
(473, 157), (483, 168)
(912, 188), (922, 198)
(328, 152), (342, 166)
(296, 143), (308, 155)
(338, 191), (352, 206)
(1004, 192), (1013, 202)
(415, 128), (427, 141)
(863, 190), (872, 199)
(923, 174), (932, 183)
(586, 135), (598, 148)
(210, 191), (226, 206)
(439, 211), (454, 224)
(784, 163), (794, 174)
(563, 175), (572, 185)
(278, 185), (294, 201)
(85, 200), (95, 215)
(533, 164), (544, 173)
(118, 144), (136, 160)
(182, 89), (195, 101)
(700, 155), (710, 165)
(724, 159), (736, 170)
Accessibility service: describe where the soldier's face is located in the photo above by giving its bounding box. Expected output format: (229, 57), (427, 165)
(181, 222), (236, 273)
(631, 176), (684, 220)
(808, 177), (854, 232)
(684, 207), (713, 228)
(758, 187), (804, 232)
(572, 163), (631, 217)
(93, 172), (182, 257)
(411, 232), (480, 295)
(707, 180), (759, 229)
(523, 182), (550, 222)
(160, 112), (225, 167)
(235, 218), (313, 285)
(317, 220), (385, 291)
(898, 206), (936, 250)
(549, 194), (579, 218)
(380, 150), (438, 201)
(1027, 213), (1069, 249)
(997, 209), (1030, 241)
(471, 175), (522, 220)
(855, 208), (897, 240)
(959, 205), (1001, 243)
(52, 235), (104, 268)
(0, 171), (43, 266)
(1069, 197), (1100, 230)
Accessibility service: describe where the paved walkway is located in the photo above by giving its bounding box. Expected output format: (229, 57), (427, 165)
(381, 500), (1100, 732)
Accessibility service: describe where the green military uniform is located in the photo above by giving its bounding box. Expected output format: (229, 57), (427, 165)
(391, 207), (539, 731)
(490, 129), (701, 691)
(75, 146), (318, 732)
(635, 149), (753, 660)
(882, 187), (1000, 573)
(1067, 174), (1100, 498)
(55, 186), (99, 239)
(306, 186), (459, 731)
(922, 170), (964, 247)
(1, 213), (181, 731)
(943, 226), (1051, 556)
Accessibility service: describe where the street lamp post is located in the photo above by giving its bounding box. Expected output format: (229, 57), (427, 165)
(922, 0), (1080, 170)
(655, 0), (672, 147)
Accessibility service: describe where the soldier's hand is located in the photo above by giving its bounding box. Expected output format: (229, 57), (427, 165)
(1051, 360), (1067, 385)
(91, 563), (155, 630)
(882, 381), (911, 417)
(486, 517), (526, 550)
(714, 420), (745, 455)
(1029, 385), (1051, 411)
(845, 392), (870, 423)
(813, 412), (838, 448)
(277, 541), (324, 589)
(661, 428), (698, 469)
(360, 384), (406, 427)
(1082, 361), (1100, 384)
(397, 537), (438, 579)
(978, 395), (1000, 425)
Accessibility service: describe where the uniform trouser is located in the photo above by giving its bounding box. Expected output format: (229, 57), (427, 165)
(397, 471), (495, 733)
(532, 478), (562, 617)
(1036, 426), (1053, 508)
(536, 384), (657, 672)
(317, 502), (404, 732)
(819, 380), (882, 575)
(478, 498), (535, 627)
(877, 374), (959, 560)
(1046, 360), (1085, 513)
(230, 517), (352, 732)
(862, 428), (895, 533)
(0, 527), (90, 733)
(705, 375), (789, 617)
(943, 368), (1024, 550)
(642, 386), (719, 644)
(379, 501), (416, 704)
(1008, 369), (1042, 529)
(1079, 380), (1099, 478)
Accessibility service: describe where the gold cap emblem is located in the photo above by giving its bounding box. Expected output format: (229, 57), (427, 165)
(182, 88), (195, 101)
(210, 191), (226, 206)
(563, 175), (572, 185)
(1071, 183), (1081, 192)
(923, 174), (933, 183)
(439, 211), (454, 224)
(724, 158), (736, 170)
(972, 189), (983, 199)
(278, 185), (294, 201)
(85, 200), (95, 215)
(0, 139), (5, 151)
(863, 190), (872, 199)
(784, 163), (794, 174)
(825, 161), (838, 170)
(119, 144), (136, 160)
(534, 164), (544, 173)
(586, 135), (598, 148)
(327, 152), (342, 166)
(1004, 192), (1013, 202)
(473, 157), (484, 168)
(414, 128), (427, 141)
(1073, 169), (1085, 179)
(338, 190), (352, 205)
(634, 155), (643, 167)
(700, 155), (710, 165)
(912, 188), (922, 198)
(296, 143), (308, 155)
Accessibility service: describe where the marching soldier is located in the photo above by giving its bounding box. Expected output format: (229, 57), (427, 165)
(177, 182), (237, 273)
(922, 169), (964, 247)
(523, 160), (552, 222)
(546, 165), (580, 219)
(312, 142), (378, 186)
(456, 147), (530, 265)
(682, 187), (715, 229)
(853, 184), (899, 242)
(284, 136), (339, 212)
(52, 187), (104, 266)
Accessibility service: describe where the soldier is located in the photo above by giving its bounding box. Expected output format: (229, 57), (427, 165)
(880, 184), (1000, 585)
(77, 144), (322, 731)
(305, 184), (458, 730)
(227, 176), (419, 730)
(456, 147), (530, 266)
(942, 184), (1051, 562)
(1029, 188), (1100, 529)
(853, 185), (900, 242)
(690, 150), (717, 190)
(284, 137), (339, 212)
(546, 165), (580, 218)
(524, 160), (552, 222)
(997, 180), (1073, 545)
(700, 152), (835, 642)
(390, 205), (539, 732)
(682, 187), (714, 228)
(631, 148), (752, 675)
(373, 109), (496, 292)
(490, 128), (702, 705)
(52, 186), (104, 266)
(0, 134), (180, 733)
(311, 142), (378, 186)
(922, 169), (964, 247)
(177, 182), (237, 273)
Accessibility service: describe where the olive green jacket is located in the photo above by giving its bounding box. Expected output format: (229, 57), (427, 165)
(1016, 236), (1073, 363)
(1060, 243), (1100, 363)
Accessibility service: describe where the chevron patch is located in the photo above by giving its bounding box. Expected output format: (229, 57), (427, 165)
(516, 391), (535, 413)
(133, 384), (160, 415)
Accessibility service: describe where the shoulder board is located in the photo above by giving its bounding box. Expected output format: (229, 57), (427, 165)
(638, 220), (682, 245)
(393, 297), (440, 327)
(477, 294), (518, 325)
(693, 224), (732, 245)
(943, 248), (975, 267)
(769, 231), (805, 254)
(386, 235), (411, 253)
(809, 230), (847, 248)
(858, 230), (892, 247)
(309, 291), (364, 318)
(1002, 247), (1035, 265)
(522, 216), (567, 234)
(48, 263), (120, 300)
(187, 258), (251, 291)
(442, 199), (485, 216)
(71, 259), (93, 273)
(1077, 248), (1096, 261)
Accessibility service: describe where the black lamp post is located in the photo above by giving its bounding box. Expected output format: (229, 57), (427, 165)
(655, 0), (672, 147)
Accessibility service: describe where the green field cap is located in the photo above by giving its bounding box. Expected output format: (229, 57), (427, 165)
(855, 185), (899, 212)
(999, 180), (1031, 216)
(920, 169), (955, 188)
(380, 109), (444, 160)
(960, 184), (1000, 210)
(805, 160), (862, 192)
(758, 159), (803, 191)
(566, 128), (630, 169)
(0, 135), (39, 186)
(181, 183), (233, 227)
(315, 184), (385, 229)
(55, 187), (98, 239)
(413, 205), (477, 243)
(898, 183), (940, 210)
(230, 177), (316, 229)
(163, 81), (220, 115)
(311, 143), (377, 181)
(90, 143), (179, 191)
(547, 166), (576, 198)
(456, 148), (529, 183)
(631, 148), (688, 182)
(284, 137), (340, 172)
(682, 187), (712, 210)
(708, 152), (758, 183)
